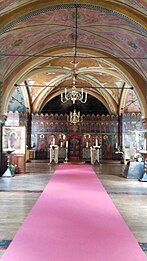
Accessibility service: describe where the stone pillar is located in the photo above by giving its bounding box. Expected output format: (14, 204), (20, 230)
(118, 113), (123, 150)
(26, 110), (32, 148)
(20, 110), (32, 148)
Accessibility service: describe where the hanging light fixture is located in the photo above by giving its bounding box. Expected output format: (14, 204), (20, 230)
(61, 5), (87, 104)
(70, 108), (81, 125)
(61, 62), (87, 104)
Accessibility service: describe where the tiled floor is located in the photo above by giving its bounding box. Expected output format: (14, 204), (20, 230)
(0, 161), (146, 258)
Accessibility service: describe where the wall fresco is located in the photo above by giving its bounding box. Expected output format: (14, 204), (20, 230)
(124, 89), (141, 113)
(7, 86), (26, 112)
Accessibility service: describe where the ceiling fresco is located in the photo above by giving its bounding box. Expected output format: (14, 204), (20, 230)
(0, 1), (146, 116)
(23, 58), (125, 106)
(7, 82), (141, 114)
(1, 6), (146, 79)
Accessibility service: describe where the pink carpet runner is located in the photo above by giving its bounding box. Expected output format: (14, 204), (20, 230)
(1, 164), (146, 261)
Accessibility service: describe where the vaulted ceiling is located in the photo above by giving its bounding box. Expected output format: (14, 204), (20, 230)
(0, 0), (146, 116)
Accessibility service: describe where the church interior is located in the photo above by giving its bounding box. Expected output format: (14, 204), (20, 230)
(0, 0), (147, 260)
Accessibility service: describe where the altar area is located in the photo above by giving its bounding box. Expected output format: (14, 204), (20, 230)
(1, 112), (146, 177)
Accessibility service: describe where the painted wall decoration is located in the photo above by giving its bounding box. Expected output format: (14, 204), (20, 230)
(5, 111), (19, 126)
(102, 135), (113, 159)
(31, 113), (119, 135)
(5, 111), (143, 160)
(2, 126), (26, 154)
(123, 89), (141, 113)
(30, 112), (119, 160)
(7, 86), (26, 112)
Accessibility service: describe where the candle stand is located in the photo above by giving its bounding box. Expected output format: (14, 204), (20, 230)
(90, 146), (100, 165)
(2, 149), (15, 177)
(65, 146), (68, 162)
(49, 145), (58, 164)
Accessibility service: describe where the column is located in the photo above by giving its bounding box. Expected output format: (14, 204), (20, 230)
(26, 109), (32, 148)
(118, 113), (123, 150)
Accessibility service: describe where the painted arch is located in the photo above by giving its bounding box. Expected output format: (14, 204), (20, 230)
(0, 2), (146, 117)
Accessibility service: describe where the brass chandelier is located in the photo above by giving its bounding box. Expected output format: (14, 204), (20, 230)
(70, 109), (80, 125)
(61, 5), (87, 124)
(61, 61), (87, 104)
(61, 5), (87, 106)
